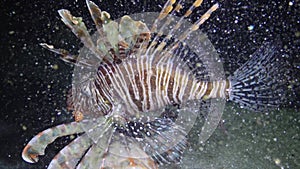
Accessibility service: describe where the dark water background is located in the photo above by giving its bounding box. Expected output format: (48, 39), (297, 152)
(1, 0), (299, 168)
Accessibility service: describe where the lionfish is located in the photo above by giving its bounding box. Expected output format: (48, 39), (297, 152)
(22, 0), (287, 168)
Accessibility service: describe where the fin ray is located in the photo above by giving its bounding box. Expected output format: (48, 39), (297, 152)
(229, 42), (289, 111)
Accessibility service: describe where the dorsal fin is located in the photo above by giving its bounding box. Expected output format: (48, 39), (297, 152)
(146, 0), (206, 56)
(58, 9), (113, 63)
(155, 3), (219, 58)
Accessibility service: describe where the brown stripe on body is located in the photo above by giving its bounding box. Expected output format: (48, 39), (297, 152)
(158, 67), (167, 107)
(225, 79), (230, 99)
(127, 76), (143, 111)
(166, 72), (176, 104)
(95, 73), (112, 112)
(143, 69), (151, 110)
(150, 68), (158, 109)
(174, 68), (183, 103)
(114, 62), (140, 112)
(121, 59), (146, 112)
(182, 74), (194, 102)
(95, 63), (118, 111)
(132, 62), (145, 111)
(205, 82), (213, 95)
(203, 81), (213, 99)
(177, 69), (188, 102)
(156, 67), (177, 106)
(97, 63), (115, 85)
(201, 80), (229, 99)
(160, 69), (166, 93)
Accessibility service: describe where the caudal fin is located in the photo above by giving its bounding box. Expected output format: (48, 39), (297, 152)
(228, 42), (289, 111)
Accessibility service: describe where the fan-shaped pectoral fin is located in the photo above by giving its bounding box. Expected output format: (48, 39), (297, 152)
(47, 134), (92, 169)
(22, 122), (84, 163)
(77, 132), (158, 168)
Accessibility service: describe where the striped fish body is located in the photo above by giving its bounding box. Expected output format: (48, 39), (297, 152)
(96, 53), (230, 118)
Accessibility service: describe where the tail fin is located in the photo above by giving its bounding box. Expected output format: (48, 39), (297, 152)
(228, 42), (289, 111)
